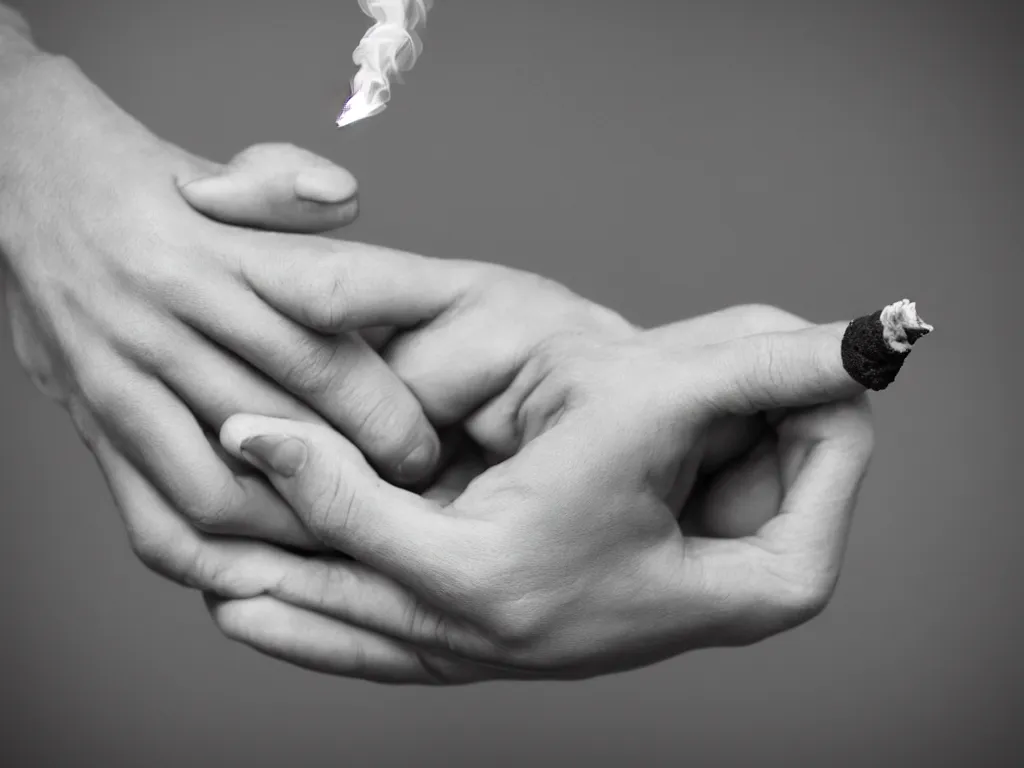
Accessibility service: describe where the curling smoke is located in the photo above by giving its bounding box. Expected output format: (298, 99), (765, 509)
(336, 0), (432, 127)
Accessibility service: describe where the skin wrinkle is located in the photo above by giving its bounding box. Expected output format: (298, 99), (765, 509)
(348, 385), (417, 459)
(324, 266), (352, 331)
(304, 456), (352, 550)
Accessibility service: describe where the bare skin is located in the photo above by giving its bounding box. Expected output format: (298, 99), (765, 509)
(2, 7), (875, 681)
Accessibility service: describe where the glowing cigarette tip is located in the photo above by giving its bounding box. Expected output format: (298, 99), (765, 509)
(336, 0), (432, 128)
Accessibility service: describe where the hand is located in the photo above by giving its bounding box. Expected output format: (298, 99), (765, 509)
(205, 311), (875, 683)
(180, 179), (819, 487)
(180, 148), (867, 680)
(0, 55), (443, 565)
(179, 165), (866, 679)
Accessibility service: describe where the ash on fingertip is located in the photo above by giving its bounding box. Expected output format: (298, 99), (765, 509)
(841, 299), (933, 391)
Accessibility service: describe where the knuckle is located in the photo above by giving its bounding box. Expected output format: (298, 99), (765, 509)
(162, 538), (244, 596)
(128, 530), (168, 575)
(772, 570), (837, 628)
(111, 243), (198, 299)
(325, 270), (350, 329)
(76, 363), (131, 421)
(300, 559), (355, 612)
(351, 390), (423, 459)
(403, 604), (456, 651)
(296, 262), (351, 331)
(126, 523), (185, 583)
(455, 563), (548, 651)
(483, 601), (546, 650)
(281, 340), (343, 397)
(530, 335), (588, 388)
(179, 482), (241, 533)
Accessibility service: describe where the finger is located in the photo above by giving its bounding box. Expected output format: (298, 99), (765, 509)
(220, 415), (467, 597)
(262, 554), (500, 661)
(128, 314), (326, 430)
(642, 303), (812, 350)
(643, 305), (811, 475)
(176, 280), (439, 482)
(691, 301), (933, 418)
(75, 351), (317, 547)
(681, 400), (873, 643)
(421, 446), (489, 506)
(93, 420), (494, 666)
(752, 398), (874, 577)
(690, 322), (862, 418)
(206, 594), (496, 685)
(238, 235), (472, 334)
(388, 313), (531, 430)
(699, 414), (767, 475)
(685, 432), (783, 538)
(88, 433), (299, 597)
(179, 143), (359, 233)
(358, 325), (399, 351)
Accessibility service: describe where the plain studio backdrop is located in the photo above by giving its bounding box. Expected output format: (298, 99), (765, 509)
(1, 1), (1021, 765)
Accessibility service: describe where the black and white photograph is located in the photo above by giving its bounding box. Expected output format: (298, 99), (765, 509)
(0, 1), (1019, 765)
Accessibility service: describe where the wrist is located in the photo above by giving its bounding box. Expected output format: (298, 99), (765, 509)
(0, 50), (165, 273)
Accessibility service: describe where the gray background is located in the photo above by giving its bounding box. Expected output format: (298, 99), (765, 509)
(2, 0), (1021, 765)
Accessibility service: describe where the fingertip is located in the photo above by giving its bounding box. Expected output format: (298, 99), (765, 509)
(294, 167), (358, 205)
(220, 414), (300, 457)
(178, 173), (226, 203)
(181, 145), (360, 232)
(208, 595), (279, 643)
(219, 414), (254, 457)
(394, 429), (442, 485)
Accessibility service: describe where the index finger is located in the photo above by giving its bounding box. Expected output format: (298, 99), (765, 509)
(689, 300), (933, 418)
(238, 235), (475, 335)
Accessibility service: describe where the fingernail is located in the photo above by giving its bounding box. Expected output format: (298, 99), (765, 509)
(397, 438), (438, 483)
(294, 168), (357, 204)
(181, 175), (241, 202)
(240, 434), (308, 478)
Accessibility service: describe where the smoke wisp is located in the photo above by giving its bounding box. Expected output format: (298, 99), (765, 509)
(337, 0), (432, 127)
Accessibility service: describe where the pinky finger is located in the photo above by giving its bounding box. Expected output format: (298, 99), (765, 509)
(205, 594), (502, 686)
(88, 431), (296, 598)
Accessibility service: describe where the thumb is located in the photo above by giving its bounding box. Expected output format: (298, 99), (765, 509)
(219, 414), (460, 600)
(179, 143), (359, 233)
(690, 300), (934, 418)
